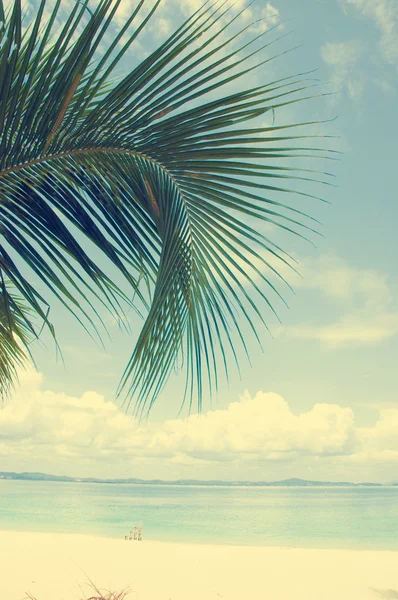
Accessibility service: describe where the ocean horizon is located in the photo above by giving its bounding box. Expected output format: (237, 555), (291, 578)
(1, 479), (397, 551)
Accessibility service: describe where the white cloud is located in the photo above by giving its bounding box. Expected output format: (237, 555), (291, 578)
(174, 0), (247, 17)
(159, 390), (356, 458)
(278, 254), (398, 347)
(342, 0), (398, 68)
(322, 0), (398, 101)
(321, 40), (362, 69)
(350, 410), (398, 466)
(293, 254), (391, 309)
(321, 41), (364, 100)
(287, 313), (398, 347)
(255, 4), (280, 32)
(1, 368), (398, 481)
(218, 251), (398, 347)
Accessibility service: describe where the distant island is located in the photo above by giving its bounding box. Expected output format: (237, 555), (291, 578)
(0, 471), (394, 487)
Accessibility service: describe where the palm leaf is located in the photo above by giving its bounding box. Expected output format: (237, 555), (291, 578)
(0, 0), (335, 414)
(0, 275), (41, 399)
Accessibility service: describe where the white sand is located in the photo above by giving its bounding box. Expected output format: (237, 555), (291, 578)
(0, 531), (398, 600)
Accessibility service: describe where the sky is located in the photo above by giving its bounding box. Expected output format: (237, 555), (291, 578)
(1, 0), (398, 483)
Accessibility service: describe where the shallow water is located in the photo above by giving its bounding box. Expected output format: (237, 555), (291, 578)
(0, 480), (397, 549)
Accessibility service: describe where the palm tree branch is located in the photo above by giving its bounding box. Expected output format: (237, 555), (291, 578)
(0, 0), (334, 408)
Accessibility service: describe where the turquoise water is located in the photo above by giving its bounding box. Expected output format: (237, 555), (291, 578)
(0, 480), (397, 550)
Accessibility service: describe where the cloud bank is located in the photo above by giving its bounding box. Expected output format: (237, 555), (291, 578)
(0, 368), (397, 482)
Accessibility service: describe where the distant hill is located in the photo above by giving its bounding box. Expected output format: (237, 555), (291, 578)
(0, 471), (386, 487)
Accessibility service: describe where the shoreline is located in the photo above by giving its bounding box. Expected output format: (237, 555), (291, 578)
(1, 526), (397, 553)
(1, 530), (398, 600)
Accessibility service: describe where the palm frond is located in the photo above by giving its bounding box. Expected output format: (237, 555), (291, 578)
(0, 0), (335, 412)
(0, 275), (40, 399)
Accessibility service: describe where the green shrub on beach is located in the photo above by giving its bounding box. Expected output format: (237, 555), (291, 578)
(26, 585), (130, 599)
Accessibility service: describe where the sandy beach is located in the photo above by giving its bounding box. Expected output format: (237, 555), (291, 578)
(0, 531), (397, 600)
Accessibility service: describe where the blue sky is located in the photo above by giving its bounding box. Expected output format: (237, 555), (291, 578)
(1, 0), (398, 482)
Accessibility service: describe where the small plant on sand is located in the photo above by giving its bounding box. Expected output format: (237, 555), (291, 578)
(25, 583), (130, 600)
(82, 584), (130, 600)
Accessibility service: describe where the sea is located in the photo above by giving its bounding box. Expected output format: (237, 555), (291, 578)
(0, 480), (397, 550)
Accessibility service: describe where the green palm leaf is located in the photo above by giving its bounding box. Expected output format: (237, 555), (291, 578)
(0, 0), (335, 413)
(0, 276), (41, 399)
